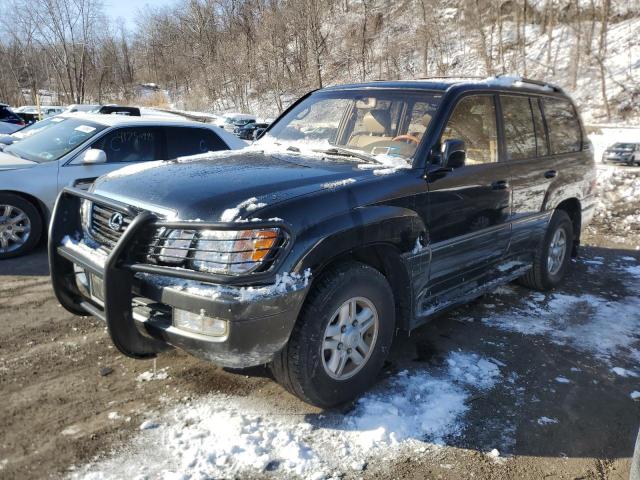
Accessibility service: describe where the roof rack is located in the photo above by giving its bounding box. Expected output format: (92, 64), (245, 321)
(416, 75), (486, 80)
(495, 74), (564, 93)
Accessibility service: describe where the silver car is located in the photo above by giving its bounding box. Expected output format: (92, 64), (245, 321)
(0, 113), (246, 258)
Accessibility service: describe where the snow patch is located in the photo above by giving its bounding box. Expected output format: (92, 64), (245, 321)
(537, 417), (559, 426)
(136, 368), (169, 382)
(137, 269), (312, 303)
(69, 351), (502, 479)
(220, 197), (267, 222)
(482, 290), (640, 364)
(104, 160), (167, 179)
(321, 178), (356, 189)
(611, 367), (638, 378)
(62, 235), (107, 267)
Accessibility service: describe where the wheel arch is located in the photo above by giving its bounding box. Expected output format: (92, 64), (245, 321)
(555, 197), (581, 256)
(0, 190), (49, 225)
(298, 242), (413, 331)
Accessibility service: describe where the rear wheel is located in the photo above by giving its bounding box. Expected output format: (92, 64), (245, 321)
(519, 209), (573, 291)
(0, 193), (42, 259)
(270, 262), (395, 408)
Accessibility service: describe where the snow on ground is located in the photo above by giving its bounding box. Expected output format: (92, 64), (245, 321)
(485, 256), (640, 365)
(69, 351), (501, 480)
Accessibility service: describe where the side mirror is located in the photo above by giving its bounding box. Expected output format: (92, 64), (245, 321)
(441, 139), (466, 169)
(81, 148), (107, 165)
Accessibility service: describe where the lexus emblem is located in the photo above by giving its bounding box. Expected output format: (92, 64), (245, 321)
(108, 212), (124, 232)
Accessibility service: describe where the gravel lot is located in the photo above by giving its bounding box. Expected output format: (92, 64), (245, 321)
(1, 167), (639, 480)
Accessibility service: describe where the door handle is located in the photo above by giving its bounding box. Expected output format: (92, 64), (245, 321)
(491, 180), (509, 190)
(544, 170), (557, 179)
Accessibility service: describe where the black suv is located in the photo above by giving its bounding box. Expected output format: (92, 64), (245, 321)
(0, 104), (25, 126)
(602, 142), (639, 166)
(50, 77), (596, 407)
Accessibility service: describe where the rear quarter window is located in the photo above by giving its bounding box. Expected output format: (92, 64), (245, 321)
(542, 98), (582, 155)
(500, 95), (537, 160)
(165, 127), (227, 158)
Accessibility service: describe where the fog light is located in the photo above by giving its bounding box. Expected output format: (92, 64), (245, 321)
(73, 264), (89, 296)
(173, 308), (227, 337)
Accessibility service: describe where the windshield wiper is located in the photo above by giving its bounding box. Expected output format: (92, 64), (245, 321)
(313, 146), (378, 164)
(3, 149), (24, 160)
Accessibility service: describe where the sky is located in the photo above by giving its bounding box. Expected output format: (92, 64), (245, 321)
(103, 0), (178, 29)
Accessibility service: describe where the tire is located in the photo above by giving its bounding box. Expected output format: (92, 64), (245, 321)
(519, 209), (573, 291)
(270, 262), (395, 408)
(0, 193), (43, 259)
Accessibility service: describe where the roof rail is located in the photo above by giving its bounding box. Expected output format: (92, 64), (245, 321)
(416, 75), (486, 80)
(495, 74), (564, 93)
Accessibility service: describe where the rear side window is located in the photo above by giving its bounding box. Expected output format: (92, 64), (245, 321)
(165, 127), (227, 158)
(531, 98), (549, 157)
(92, 127), (162, 163)
(501, 95), (537, 160)
(542, 98), (582, 154)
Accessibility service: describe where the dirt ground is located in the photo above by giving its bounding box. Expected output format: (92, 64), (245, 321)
(1, 172), (639, 480)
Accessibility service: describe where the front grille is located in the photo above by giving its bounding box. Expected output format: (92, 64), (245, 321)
(88, 203), (134, 252)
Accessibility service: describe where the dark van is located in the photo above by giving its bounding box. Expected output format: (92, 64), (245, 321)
(50, 77), (596, 407)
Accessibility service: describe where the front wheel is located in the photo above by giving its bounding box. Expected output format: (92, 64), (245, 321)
(519, 209), (573, 291)
(0, 193), (43, 259)
(270, 262), (395, 408)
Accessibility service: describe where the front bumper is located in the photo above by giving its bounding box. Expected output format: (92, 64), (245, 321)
(49, 188), (307, 368)
(604, 155), (633, 164)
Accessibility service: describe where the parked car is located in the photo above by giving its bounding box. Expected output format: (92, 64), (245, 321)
(0, 113), (245, 258)
(12, 105), (63, 124)
(217, 113), (257, 132)
(0, 104), (25, 126)
(602, 142), (640, 166)
(234, 121), (269, 140)
(49, 77), (596, 407)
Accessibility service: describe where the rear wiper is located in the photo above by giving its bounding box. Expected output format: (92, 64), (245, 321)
(314, 146), (378, 164)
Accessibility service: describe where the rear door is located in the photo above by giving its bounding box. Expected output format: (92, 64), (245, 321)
(501, 95), (582, 254)
(499, 94), (552, 254)
(418, 94), (512, 312)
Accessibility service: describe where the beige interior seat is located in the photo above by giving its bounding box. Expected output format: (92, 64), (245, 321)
(348, 110), (393, 148)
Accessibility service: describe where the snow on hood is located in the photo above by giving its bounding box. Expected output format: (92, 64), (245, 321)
(91, 149), (391, 221)
(0, 151), (37, 170)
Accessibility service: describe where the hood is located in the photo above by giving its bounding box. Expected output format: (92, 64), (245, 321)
(92, 149), (385, 220)
(0, 151), (38, 171)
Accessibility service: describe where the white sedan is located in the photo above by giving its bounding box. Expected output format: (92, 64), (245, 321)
(0, 113), (246, 258)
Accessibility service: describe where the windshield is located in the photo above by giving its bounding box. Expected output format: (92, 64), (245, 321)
(260, 90), (441, 165)
(12, 116), (65, 139)
(612, 143), (635, 149)
(4, 118), (106, 163)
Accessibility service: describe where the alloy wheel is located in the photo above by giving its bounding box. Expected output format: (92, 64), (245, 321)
(547, 227), (567, 276)
(322, 296), (379, 380)
(0, 204), (31, 253)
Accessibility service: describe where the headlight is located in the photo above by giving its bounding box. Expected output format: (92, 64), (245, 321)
(158, 229), (196, 264)
(192, 228), (280, 274)
(80, 199), (92, 236)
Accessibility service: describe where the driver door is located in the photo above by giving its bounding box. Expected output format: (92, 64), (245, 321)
(415, 94), (512, 313)
(57, 127), (165, 191)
